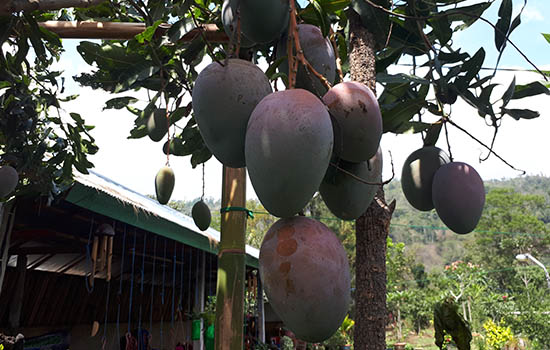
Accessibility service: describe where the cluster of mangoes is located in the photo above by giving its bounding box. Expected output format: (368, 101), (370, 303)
(401, 146), (485, 234)
(190, 0), (386, 342)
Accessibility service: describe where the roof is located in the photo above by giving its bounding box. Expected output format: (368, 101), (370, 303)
(66, 170), (259, 268)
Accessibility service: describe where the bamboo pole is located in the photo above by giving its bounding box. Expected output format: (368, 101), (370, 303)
(0, 0), (105, 15)
(215, 167), (247, 350)
(36, 21), (228, 41)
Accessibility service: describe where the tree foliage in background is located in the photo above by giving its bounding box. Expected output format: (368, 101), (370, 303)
(0, 13), (97, 200)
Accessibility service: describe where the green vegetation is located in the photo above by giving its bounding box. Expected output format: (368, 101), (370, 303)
(170, 175), (550, 349)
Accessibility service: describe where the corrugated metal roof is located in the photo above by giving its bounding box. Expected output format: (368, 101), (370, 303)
(69, 170), (259, 263)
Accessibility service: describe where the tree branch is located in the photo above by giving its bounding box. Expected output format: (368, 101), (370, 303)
(1, 0), (105, 14)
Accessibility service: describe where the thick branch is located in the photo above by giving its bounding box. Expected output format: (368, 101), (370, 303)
(1, 0), (105, 14)
(35, 21), (227, 42)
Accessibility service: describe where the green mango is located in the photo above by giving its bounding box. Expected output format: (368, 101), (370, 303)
(147, 108), (169, 142)
(155, 166), (175, 205)
(192, 200), (211, 231)
(0, 165), (18, 198)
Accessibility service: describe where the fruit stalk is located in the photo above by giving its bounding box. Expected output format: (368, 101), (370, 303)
(214, 167), (247, 350)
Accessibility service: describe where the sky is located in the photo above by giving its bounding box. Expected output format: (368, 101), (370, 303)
(55, 0), (550, 202)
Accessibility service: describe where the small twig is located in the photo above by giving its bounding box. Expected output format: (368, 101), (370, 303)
(479, 124), (499, 162)
(442, 119), (454, 162)
(190, 8), (224, 67)
(443, 117), (526, 174)
(329, 150), (395, 186)
(329, 29), (344, 82)
(127, 0), (152, 26)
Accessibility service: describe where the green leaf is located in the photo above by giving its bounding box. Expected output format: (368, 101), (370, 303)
(429, 15), (452, 46)
(443, 2), (492, 29)
(501, 76), (516, 107)
(169, 103), (192, 124)
(382, 97), (427, 133)
(376, 73), (429, 85)
(394, 121), (432, 134)
(543, 33), (550, 44)
(423, 123), (443, 147)
(167, 18), (195, 43)
(128, 125), (148, 139)
(351, 0), (391, 50)
(511, 82), (550, 99)
(502, 108), (540, 120)
(311, 0), (330, 37)
(495, 0), (512, 51)
(135, 20), (163, 44)
(191, 146), (212, 168)
(104, 96), (139, 110)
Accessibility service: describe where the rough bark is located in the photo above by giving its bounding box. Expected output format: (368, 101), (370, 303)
(349, 10), (396, 350)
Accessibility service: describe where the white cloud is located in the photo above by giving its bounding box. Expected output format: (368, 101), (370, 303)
(521, 6), (544, 22)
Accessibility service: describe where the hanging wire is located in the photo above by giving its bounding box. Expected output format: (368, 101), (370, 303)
(116, 225), (128, 349)
(85, 218), (95, 293)
(128, 229), (138, 334)
(137, 233), (147, 350)
(149, 235), (158, 335)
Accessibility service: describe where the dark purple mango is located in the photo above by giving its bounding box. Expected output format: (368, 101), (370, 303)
(221, 0), (256, 48)
(323, 81), (382, 162)
(222, 0), (289, 44)
(245, 89), (333, 217)
(192, 59), (272, 168)
(0, 165), (18, 198)
(259, 216), (350, 342)
(401, 146), (450, 211)
(277, 24), (336, 95)
(432, 162), (485, 234)
(320, 148), (382, 220)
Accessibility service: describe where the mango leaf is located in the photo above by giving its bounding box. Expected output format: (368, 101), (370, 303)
(394, 121), (432, 134)
(135, 20), (163, 44)
(382, 97), (427, 133)
(494, 0), (512, 51)
(501, 76), (515, 107)
(423, 123), (443, 147)
(443, 2), (491, 29)
(167, 17), (195, 43)
(351, 0), (391, 50)
(311, 0), (330, 37)
(169, 103), (192, 124)
(191, 146), (212, 168)
(511, 82), (550, 99)
(543, 33), (550, 44)
(104, 96), (139, 110)
(502, 108), (540, 120)
(428, 15), (452, 46)
(376, 73), (429, 85)
(128, 125), (148, 139)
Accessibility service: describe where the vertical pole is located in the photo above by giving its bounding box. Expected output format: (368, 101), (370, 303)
(257, 275), (265, 343)
(214, 167), (247, 350)
(9, 254), (27, 332)
(193, 251), (205, 350)
(0, 202), (15, 293)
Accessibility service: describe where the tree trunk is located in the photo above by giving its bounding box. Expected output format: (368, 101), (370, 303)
(349, 10), (396, 350)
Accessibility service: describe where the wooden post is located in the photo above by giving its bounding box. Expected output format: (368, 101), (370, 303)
(9, 254), (27, 332)
(214, 167), (247, 350)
